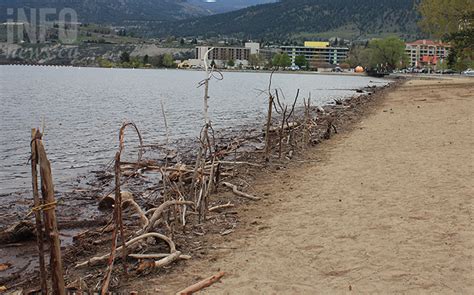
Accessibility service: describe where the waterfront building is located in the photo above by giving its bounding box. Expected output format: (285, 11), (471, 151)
(191, 43), (259, 68)
(405, 39), (450, 68)
(280, 41), (349, 68)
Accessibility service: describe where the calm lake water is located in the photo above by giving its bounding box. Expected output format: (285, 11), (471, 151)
(0, 65), (388, 195)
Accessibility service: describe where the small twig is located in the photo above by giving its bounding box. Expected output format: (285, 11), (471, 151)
(221, 182), (260, 201)
(209, 202), (235, 212)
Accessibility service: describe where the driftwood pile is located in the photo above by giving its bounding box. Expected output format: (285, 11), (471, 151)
(0, 64), (392, 293)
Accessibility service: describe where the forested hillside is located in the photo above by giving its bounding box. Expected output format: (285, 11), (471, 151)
(0, 0), (276, 23)
(153, 0), (421, 40)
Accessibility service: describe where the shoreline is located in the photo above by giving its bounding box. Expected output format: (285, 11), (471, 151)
(0, 75), (401, 291)
(0, 63), (376, 78)
(0, 70), (391, 198)
(140, 76), (473, 294)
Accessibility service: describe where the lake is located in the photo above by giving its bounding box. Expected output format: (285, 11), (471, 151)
(0, 65), (389, 195)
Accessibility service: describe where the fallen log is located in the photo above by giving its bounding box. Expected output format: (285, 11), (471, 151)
(221, 182), (260, 201)
(98, 191), (134, 210)
(176, 271), (226, 295)
(0, 221), (35, 244)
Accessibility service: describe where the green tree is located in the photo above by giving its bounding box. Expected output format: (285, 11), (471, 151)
(162, 53), (174, 68)
(143, 54), (149, 64)
(227, 59), (235, 67)
(150, 55), (162, 67)
(97, 57), (114, 68)
(418, 0), (473, 70)
(272, 53), (291, 68)
(367, 37), (408, 70)
(294, 55), (308, 68)
(120, 51), (130, 63)
(447, 28), (474, 71)
(249, 53), (267, 67)
(418, 0), (474, 37)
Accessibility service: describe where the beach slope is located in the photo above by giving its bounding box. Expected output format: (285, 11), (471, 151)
(148, 77), (474, 294)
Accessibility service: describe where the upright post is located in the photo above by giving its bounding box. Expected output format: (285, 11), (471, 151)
(30, 129), (48, 295)
(35, 129), (66, 295)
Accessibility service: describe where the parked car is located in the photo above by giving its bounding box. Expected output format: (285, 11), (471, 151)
(462, 69), (474, 76)
(441, 69), (457, 74)
(290, 65), (300, 71)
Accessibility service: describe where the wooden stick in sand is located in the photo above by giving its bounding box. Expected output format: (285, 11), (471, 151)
(177, 271), (226, 295)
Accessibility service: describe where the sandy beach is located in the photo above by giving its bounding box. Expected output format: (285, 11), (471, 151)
(138, 77), (473, 294)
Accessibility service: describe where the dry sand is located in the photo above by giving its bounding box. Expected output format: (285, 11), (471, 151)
(144, 77), (473, 294)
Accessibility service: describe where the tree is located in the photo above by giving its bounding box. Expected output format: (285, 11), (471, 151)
(150, 55), (162, 67)
(294, 55), (308, 68)
(272, 53), (291, 68)
(367, 37), (408, 70)
(143, 54), (149, 64)
(120, 51), (130, 63)
(249, 53), (267, 67)
(346, 45), (377, 69)
(446, 27), (474, 71)
(418, 0), (474, 70)
(162, 53), (174, 68)
(227, 59), (235, 67)
(418, 0), (474, 38)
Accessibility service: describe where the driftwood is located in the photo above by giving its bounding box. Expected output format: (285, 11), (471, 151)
(209, 202), (235, 212)
(102, 122), (143, 294)
(135, 251), (191, 272)
(36, 130), (66, 294)
(264, 70), (275, 161)
(267, 121), (300, 133)
(76, 232), (176, 268)
(98, 191), (134, 210)
(0, 221), (35, 244)
(129, 253), (191, 260)
(177, 271), (226, 295)
(221, 182), (260, 201)
(123, 199), (149, 228)
(216, 161), (263, 168)
(143, 200), (194, 234)
(30, 129), (48, 294)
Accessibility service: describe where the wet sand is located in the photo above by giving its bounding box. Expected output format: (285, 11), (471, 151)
(142, 77), (473, 293)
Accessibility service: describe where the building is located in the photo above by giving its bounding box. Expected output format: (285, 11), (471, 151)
(405, 39), (450, 68)
(280, 41), (349, 68)
(191, 43), (260, 68)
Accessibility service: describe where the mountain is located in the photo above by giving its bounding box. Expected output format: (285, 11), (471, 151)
(0, 0), (208, 23)
(0, 0), (276, 24)
(188, 0), (277, 14)
(153, 0), (421, 40)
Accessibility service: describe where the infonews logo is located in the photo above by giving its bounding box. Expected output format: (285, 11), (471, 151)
(3, 8), (80, 61)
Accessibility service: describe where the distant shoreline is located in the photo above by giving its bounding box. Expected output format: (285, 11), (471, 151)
(0, 63), (376, 78)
